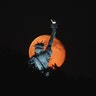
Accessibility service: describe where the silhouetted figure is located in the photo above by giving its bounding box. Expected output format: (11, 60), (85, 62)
(52, 63), (59, 69)
(28, 19), (58, 77)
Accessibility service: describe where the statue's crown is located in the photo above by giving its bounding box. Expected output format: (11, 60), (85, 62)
(35, 42), (44, 48)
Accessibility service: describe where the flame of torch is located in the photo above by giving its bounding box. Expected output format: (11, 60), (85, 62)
(51, 19), (56, 24)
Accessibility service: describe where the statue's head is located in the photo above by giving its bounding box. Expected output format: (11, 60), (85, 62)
(35, 43), (44, 54)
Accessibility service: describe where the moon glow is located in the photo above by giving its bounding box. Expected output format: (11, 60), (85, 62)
(28, 35), (66, 69)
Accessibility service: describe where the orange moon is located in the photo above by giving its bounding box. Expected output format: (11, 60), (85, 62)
(28, 35), (66, 69)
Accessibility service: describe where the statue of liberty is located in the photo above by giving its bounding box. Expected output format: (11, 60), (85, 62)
(28, 19), (58, 77)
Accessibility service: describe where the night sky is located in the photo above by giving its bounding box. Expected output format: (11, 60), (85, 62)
(0, 2), (95, 85)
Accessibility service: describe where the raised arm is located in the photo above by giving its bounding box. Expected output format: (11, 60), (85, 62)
(46, 19), (58, 49)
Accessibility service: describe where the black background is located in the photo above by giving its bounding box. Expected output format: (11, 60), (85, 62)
(0, 1), (96, 89)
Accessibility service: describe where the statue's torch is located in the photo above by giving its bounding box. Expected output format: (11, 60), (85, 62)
(50, 19), (58, 31)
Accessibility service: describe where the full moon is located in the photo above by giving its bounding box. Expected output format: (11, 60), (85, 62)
(28, 35), (66, 69)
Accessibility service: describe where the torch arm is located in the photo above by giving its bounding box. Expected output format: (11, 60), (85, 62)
(46, 19), (57, 50)
(47, 30), (56, 48)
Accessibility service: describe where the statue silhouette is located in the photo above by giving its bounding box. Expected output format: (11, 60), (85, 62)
(28, 19), (58, 77)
